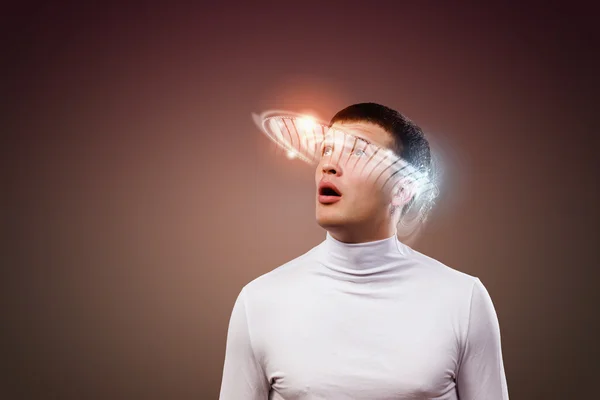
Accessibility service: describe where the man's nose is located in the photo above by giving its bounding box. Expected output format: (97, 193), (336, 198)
(322, 162), (343, 176)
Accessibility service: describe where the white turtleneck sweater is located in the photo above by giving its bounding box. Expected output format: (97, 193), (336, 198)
(219, 233), (509, 399)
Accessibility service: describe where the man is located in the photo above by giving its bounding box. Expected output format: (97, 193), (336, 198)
(219, 103), (509, 399)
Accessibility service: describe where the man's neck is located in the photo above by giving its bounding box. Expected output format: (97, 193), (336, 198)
(326, 224), (396, 244)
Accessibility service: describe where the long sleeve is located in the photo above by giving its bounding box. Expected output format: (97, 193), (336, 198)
(457, 278), (509, 400)
(219, 287), (270, 400)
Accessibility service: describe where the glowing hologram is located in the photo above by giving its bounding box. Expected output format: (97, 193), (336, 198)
(252, 110), (441, 239)
(252, 110), (328, 164)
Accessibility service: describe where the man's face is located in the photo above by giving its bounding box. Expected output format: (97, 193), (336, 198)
(315, 121), (405, 232)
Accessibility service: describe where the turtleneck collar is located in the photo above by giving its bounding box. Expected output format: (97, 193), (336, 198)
(318, 231), (410, 277)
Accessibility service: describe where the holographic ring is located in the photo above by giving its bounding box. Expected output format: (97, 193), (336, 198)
(252, 110), (329, 165)
(252, 110), (434, 194)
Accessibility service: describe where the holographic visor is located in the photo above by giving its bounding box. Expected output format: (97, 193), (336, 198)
(252, 110), (434, 195)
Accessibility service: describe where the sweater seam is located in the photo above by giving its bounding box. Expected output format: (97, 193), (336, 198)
(240, 286), (269, 389)
(456, 277), (478, 381)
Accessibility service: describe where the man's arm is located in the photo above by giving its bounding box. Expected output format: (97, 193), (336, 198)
(219, 287), (270, 400)
(456, 278), (509, 400)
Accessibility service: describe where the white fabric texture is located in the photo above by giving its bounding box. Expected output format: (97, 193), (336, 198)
(220, 233), (509, 399)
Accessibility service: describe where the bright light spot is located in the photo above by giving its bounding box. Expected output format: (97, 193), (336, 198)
(287, 150), (296, 159)
(298, 116), (316, 131)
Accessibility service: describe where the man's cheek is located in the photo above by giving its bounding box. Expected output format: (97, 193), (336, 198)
(345, 160), (375, 180)
(356, 154), (390, 178)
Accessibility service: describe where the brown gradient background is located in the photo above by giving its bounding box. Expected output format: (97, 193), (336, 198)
(4, 3), (598, 399)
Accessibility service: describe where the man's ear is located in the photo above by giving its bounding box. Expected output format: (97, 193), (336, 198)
(392, 178), (415, 207)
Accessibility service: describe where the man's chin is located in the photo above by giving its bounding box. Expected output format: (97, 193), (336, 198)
(316, 214), (347, 230)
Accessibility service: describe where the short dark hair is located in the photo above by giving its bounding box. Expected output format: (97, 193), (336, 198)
(329, 102), (431, 175)
(329, 102), (436, 223)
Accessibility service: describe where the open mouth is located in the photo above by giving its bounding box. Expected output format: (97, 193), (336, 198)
(318, 183), (342, 204)
(319, 187), (341, 197)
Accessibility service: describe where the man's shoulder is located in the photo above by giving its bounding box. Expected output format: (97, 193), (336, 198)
(405, 245), (478, 292)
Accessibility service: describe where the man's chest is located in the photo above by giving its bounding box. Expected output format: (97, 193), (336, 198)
(257, 296), (461, 399)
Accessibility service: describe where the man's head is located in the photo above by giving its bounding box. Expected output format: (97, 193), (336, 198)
(315, 103), (432, 243)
